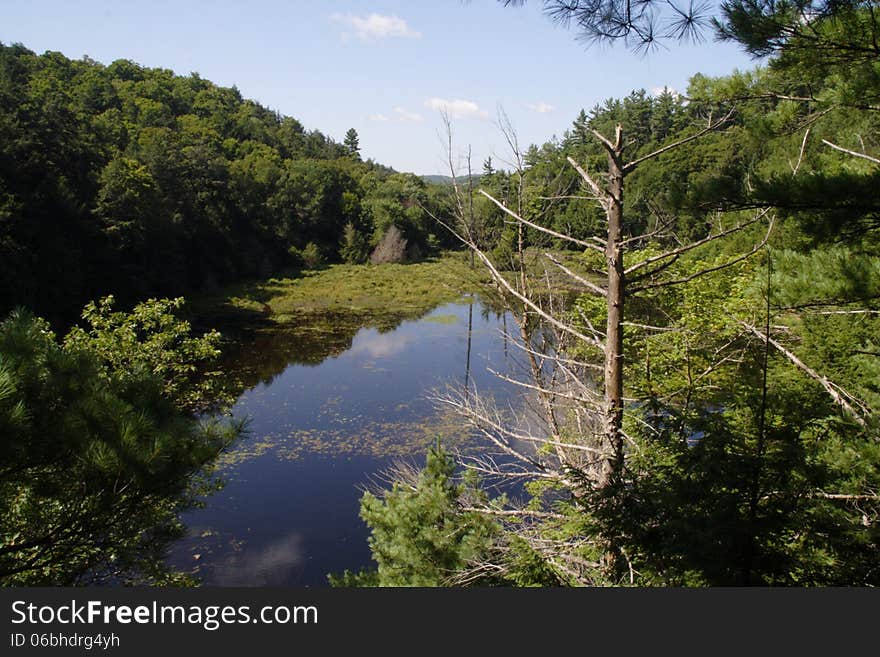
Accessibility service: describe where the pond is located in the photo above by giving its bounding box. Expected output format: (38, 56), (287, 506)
(166, 297), (521, 586)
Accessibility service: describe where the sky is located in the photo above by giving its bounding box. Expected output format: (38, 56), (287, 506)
(0, 1), (759, 175)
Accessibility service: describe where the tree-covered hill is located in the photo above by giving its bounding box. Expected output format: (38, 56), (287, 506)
(0, 43), (454, 325)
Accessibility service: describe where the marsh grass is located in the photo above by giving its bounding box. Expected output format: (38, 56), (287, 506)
(193, 253), (488, 330)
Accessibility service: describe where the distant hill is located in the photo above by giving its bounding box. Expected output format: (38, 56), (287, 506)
(421, 174), (484, 186)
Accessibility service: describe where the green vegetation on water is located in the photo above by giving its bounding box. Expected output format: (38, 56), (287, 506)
(196, 253), (489, 328)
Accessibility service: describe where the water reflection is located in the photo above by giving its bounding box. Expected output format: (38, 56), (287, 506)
(348, 331), (412, 360)
(209, 532), (305, 587)
(168, 299), (518, 586)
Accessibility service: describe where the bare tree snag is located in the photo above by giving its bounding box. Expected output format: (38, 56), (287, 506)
(432, 110), (775, 584)
(602, 124), (626, 487)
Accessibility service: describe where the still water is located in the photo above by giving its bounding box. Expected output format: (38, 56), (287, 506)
(167, 299), (519, 586)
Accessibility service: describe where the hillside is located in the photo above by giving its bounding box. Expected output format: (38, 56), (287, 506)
(0, 43), (455, 324)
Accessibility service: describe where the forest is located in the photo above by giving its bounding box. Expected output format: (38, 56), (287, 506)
(1, 0), (879, 586)
(0, 42), (455, 326)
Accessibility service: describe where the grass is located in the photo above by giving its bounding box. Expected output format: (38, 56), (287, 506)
(193, 252), (491, 330)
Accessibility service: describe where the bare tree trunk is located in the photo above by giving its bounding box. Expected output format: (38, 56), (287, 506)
(467, 145), (475, 267)
(602, 125), (625, 487)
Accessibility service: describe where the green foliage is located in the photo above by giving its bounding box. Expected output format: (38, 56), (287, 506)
(329, 445), (498, 586)
(339, 221), (369, 264)
(343, 128), (360, 159)
(63, 296), (228, 413)
(490, 228), (519, 271)
(770, 247), (880, 308)
(300, 242), (324, 270)
(0, 307), (236, 585)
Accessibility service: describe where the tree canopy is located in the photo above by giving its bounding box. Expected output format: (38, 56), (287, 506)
(0, 43), (455, 326)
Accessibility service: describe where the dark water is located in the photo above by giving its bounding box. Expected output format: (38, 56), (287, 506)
(167, 299), (519, 586)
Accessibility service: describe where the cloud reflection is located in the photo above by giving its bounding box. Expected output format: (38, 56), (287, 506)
(211, 532), (305, 586)
(347, 331), (410, 360)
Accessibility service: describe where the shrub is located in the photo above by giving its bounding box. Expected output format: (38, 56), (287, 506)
(340, 222), (369, 264)
(301, 242), (323, 269)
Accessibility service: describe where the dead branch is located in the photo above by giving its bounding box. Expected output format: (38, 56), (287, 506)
(623, 109), (735, 172)
(626, 208), (771, 277)
(632, 216), (775, 292)
(479, 189), (603, 252)
(460, 507), (567, 520)
(822, 138), (880, 165)
(740, 321), (870, 425)
(542, 252), (607, 297)
(566, 156), (608, 204)
(790, 127), (811, 175)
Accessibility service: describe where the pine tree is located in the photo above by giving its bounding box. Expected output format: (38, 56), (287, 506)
(339, 221), (369, 264)
(0, 307), (237, 585)
(328, 444), (497, 586)
(343, 128), (360, 159)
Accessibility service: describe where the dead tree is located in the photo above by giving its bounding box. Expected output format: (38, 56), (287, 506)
(432, 109), (784, 583)
(473, 113), (753, 483)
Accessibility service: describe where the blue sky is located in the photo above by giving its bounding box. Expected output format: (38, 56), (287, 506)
(1, 1), (759, 175)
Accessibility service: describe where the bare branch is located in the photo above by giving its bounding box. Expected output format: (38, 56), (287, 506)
(589, 126), (619, 158)
(790, 127), (811, 175)
(808, 309), (880, 316)
(443, 220), (605, 350)
(566, 156), (608, 203)
(626, 208), (771, 276)
(822, 138), (880, 165)
(623, 109), (734, 172)
(542, 252), (607, 297)
(740, 322), (870, 425)
(632, 216), (775, 292)
(815, 492), (879, 501)
(486, 367), (605, 408)
(479, 189), (603, 252)
(618, 215), (678, 247)
(460, 507), (567, 520)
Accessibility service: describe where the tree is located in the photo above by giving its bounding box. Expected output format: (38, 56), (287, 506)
(501, 0), (715, 52)
(502, 0), (877, 59)
(433, 101), (785, 576)
(370, 225), (409, 264)
(335, 0), (880, 588)
(0, 305), (237, 585)
(716, 0), (879, 60)
(340, 221), (369, 264)
(344, 127), (360, 159)
(0, 44), (454, 324)
(329, 444), (497, 586)
(63, 296), (229, 413)
(410, 3), (880, 578)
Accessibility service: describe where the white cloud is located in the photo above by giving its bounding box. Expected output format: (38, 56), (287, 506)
(526, 101), (556, 114)
(330, 13), (421, 41)
(424, 97), (489, 120)
(393, 106), (424, 123)
(369, 113), (390, 122)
